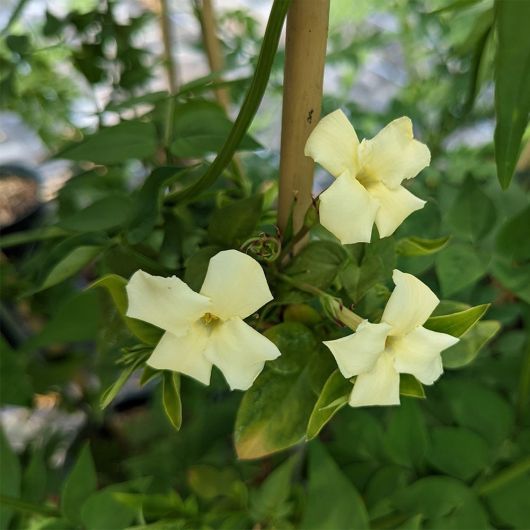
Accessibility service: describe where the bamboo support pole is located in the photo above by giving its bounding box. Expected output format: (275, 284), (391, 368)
(197, 0), (230, 109)
(159, 0), (179, 94)
(277, 0), (330, 244)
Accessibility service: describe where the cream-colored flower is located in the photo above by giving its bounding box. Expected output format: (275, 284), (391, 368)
(323, 270), (458, 407)
(126, 250), (280, 390)
(305, 110), (430, 244)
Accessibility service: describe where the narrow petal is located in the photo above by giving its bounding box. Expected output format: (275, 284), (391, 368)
(359, 117), (431, 189)
(200, 250), (273, 320)
(146, 326), (212, 385)
(382, 270), (439, 336)
(304, 109), (359, 177)
(349, 353), (400, 407)
(127, 270), (211, 335)
(204, 318), (281, 391)
(368, 181), (425, 238)
(392, 326), (459, 384)
(319, 172), (379, 244)
(323, 321), (392, 378)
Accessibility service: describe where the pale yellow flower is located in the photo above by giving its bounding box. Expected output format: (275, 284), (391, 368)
(126, 250), (280, 390)
(305, 110), (430, 244)
(323, 270), (458, 407)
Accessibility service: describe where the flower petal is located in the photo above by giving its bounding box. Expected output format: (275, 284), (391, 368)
(392, 326), (459, 384)
(200, 250), (273, 320)
(323, 321), (392, 378)
(146, 326), (212, 385)
(368, 182), (425, 238)
(349, 353), (400, 407)
(304, 109), (359, 177)
(382, 270), (439, 336)
(205, 318), (281, 390)
(319, 172), (379, 244)
(126, 270), (211, 334)
(359, 117), (430, 189)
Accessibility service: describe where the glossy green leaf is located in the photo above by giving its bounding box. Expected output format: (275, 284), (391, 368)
(0, 337), (32, 406)
(100, 359), (144, 410)
(442, 320), (500, 368)
(491, 257), (530, 303)
(235, 323), (321, 459)
(399, 374), (425, 399)
(57, 120), (157, 164)
(58, 195), (133, 233)
(81, 490), (136, 530)
(207, 195), (263, 246)
(435, 243), (488, 296)
(301, 442), (369, 530)
(396, 235), (450, 256)
(187, 465), (240, 500)
(427, 427), (490, 481)
(60, 445), (97, 525)
(484, 474), (530, 529)
(170, 100), (261, 157)
(392, 477), (488, 528)
(306, 370), (350, 440)
(286, 241), (348, 290)
(22, 448), (47, 504)
(495, 205), (530, 261)
(0, 226), (67, 249)
(162, 371), (182, 431)
(424, 304), (489, 337)
(184, 246), (222, 292)
(494, 0), (530, 188)
(90, 274), (162, 345)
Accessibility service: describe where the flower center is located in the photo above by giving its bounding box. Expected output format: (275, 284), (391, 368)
(384, 335), (399, 355)
(200, 312), (220, 328)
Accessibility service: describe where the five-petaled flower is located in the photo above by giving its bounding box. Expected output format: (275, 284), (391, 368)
(305, 110), (431, 244)
(323, 270), (459, 407)
(126, 250), (281, 390)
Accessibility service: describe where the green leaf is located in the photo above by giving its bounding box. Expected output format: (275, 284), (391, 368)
(127, 166), (184, 244)
(6, 34), (30, 54)
(167, 0), (291, 204)
(0, 226), (67, 249)
(100, 360), (144, 410)
(496, 205), (530, 261)
(424, 304), (489, 337)
(427, 427), (491, 481)
(58, 195), (133, 233)
(442, 320), (500, 368)
(22, 448), (47, 504)
(207, 195), (263, 246)
(441, 379), (514, 445)
(392, 477), (488, 528)
(301, 442), (369, 530)
(396, 235), (450, 256)
(60, 444), (97, 525)
(435, 243), (488, 296)
(0, 337), (32, 406)
(170, 100), (261, 158)
(448, 176), (496, 240)
(162, 371), (182, 430)
(494, 0), (530, 188)
(250, 455), (298, 523)
(234, 323), (321, 459)
(90, 274), (162, 345)
(286, 241), (348, 290)
(184, 246), (222, 292)
(484, 474), (530, 529)
(187, 465), (240, 500)
(22, 290), (101, 353)
(80, 490), (136, 530)
(0, 428), (21, 529)
(384, 399), (428, 470)
(306, 370), (350, 440)
(57, 120), (157, 165)
(491, 256), (530, 303)
(38, 245), (103, 292)
(399, 374), (425, 399)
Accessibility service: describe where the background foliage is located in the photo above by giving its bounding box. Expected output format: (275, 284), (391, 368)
(0, 0), (529, 529)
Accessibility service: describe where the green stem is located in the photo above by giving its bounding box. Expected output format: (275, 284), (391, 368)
(476, 456), (530, 496)
(0, 494), (60, 517)
(165, 0), (291, 205)
(279, 224), (311, 262)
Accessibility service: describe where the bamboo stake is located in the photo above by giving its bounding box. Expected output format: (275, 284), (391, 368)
(277, 0), (330, 247)
(196, 0), (230, 109)
(159, 0), (178, 94)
